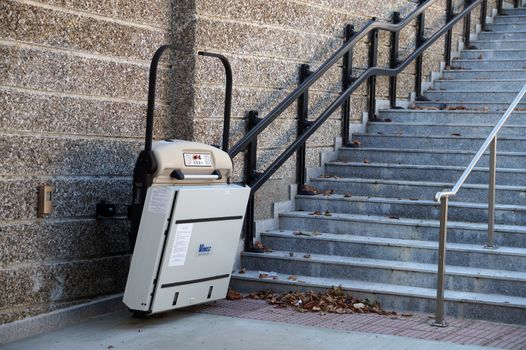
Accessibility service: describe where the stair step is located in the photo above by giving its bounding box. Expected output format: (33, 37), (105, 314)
(461, 48), (526, 59)
(279, 211), (526, 247)
(451, 59), (526, 69)
(478, 30), (526, 40)
(423, 90), (525, 102)
(472, 39), (526, 49)
(309, 177), (526, 205)
(367, 122), (526, 137)
(261, 230), (526, 271)
(485, 22), (526, 31)
(502, 8), (526, 16)
(231, 271), (526, 324)
(353, 133), (526, 152)
(379, 109), (526, 124)
(494, 15), (526, 23)
(240, 250), (526, 297)
(295, 194), (526, 225)
(442, 68), (526, 79)
(434, 79), (526, 90)
(338, 146), (526, 169)
(325, 161), (526, 186)
(413, 101), (526, 111)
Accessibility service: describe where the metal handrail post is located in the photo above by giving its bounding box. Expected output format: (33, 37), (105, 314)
(389, 12), (401, 109)
(368, 22), (379, 120)
(444, 0), (454, 66)
(415, 0), (426, 99)
(434, 195), (449, 327)
(296, 64), (311, 190)
(480, 0), (487, 31)
(486, 136), (498, 249)
(342, 24), (355, 145)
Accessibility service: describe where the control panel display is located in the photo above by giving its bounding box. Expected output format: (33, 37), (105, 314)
(183, 153), (212, 167)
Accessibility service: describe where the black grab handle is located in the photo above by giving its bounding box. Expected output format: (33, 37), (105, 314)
(198, 51), (233, 152)
(144, 45), (173, 152)
(143, 45), (233, 153)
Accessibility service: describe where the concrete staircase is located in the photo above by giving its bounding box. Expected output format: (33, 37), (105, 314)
(232, 8), (526, 324)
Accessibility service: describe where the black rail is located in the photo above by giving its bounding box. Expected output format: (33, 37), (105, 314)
(232, 0), (492, 250)
(143, 46), (233, 153)
(128, 46), (233, 249)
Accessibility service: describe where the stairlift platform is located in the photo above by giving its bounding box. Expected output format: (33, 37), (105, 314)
(123, 140), (250, 315)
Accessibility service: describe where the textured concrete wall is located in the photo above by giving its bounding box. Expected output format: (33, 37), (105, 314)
(0, 0), (196, 324)
(1, 0), (498, 324)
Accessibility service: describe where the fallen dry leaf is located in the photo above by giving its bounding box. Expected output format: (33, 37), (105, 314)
(288, 275), (298, 281)
(389, 215), (400, 220)
(324, 210), (332, 217)
(239, 267), (246, 274)
(300, 184), (320, 195)
(226, 289), (243, 300)
(344, 193), (353, 198)
(247, 287), (395, 316)
(363, 159), (370, 164)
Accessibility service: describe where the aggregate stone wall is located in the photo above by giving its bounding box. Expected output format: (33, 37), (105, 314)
(0, 0), (194, 324)
(0, 0), (500, 324)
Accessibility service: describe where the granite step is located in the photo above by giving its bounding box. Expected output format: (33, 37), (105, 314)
(378, 109), (526, 124)
(278, 211), (526, 247)
(338, 147), (526, 168)
(472, 39), (526, 50)
(494, 15), (526, 23)
(422, 90), (526, 102)
(240, 250), (526, 297)
(433, 79), (526, 91)
(367, 122), (526, 137)
(260, 230), (526, 271)
(450, 59), (526, 69)
(412, 101), (526, 111)
(478, 30), (526, 41)
(309, 177), (526, 205)
(441, 68), (526, 79)
(502, 8), (526, 16)
(485, 22), (526, 32)
(352, 133), (526, 152)
(295, 194), (526, 225)
(324, 161), (526, 186)
(461, 48), (526, 59)
(231, 271), (526, 324)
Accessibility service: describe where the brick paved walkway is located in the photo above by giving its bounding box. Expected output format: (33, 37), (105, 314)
(190, 298), (526, 350)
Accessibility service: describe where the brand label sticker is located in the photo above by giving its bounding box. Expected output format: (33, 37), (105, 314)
(148, 187), (173, 214)
(168, 223), (193, 267)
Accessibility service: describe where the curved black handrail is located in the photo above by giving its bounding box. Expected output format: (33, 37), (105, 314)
(233, 0), (484, 193)
(227, 0), (439, 159)
(144, 46), (233, 152)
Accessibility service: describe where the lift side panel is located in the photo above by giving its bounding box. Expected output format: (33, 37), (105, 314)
(151, 185), (250, 313)
(123, 186), (177, 311)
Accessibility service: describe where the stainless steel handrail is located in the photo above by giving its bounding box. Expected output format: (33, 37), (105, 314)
(432, 82), (526, 327)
